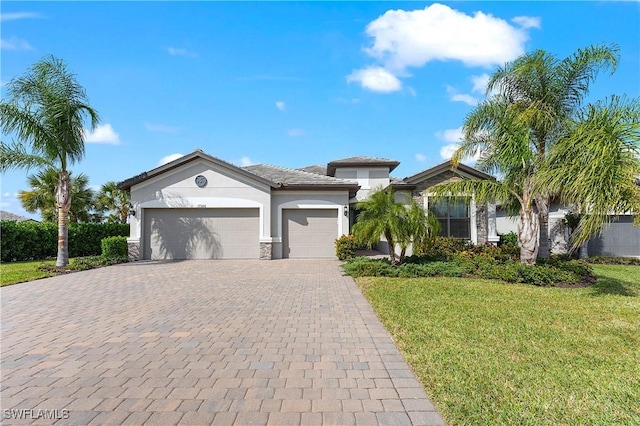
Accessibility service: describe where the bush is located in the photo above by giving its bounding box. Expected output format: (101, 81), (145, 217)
(587, 256), (640, 266)
(101, 236), (128, 259)
(342, 257), (397, 277)
(335, 234), (358, 260)
(0, 221), (129, 262)
(415, 237), (473, 260)
(68, 256), (123, 271)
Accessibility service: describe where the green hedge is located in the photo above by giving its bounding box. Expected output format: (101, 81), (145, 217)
(1, 221), (129, 262)
(101, 236), (128, 259)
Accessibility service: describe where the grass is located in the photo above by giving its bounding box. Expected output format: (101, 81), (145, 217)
(356, 264), (640, 425)
(0, 259), (58, 286)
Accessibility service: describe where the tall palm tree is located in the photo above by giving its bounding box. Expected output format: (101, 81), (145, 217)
(18, 168), (97, 223)
(352, 187), (439, 265)
(95, 181), (130, 224)
(0, 56), (99, 266)
(541, 95), (640, 252)
(445, 44), (620, 263)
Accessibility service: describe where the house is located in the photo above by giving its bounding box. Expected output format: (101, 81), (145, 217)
(117, 150), (500, 260)
(118, 150), (638, 260)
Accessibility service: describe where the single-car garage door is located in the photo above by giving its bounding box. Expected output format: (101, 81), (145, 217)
(143, 208), (259, 260)
(282, 209), (338, 258)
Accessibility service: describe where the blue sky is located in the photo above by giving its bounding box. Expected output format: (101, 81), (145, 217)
(2, 1), (639, 220)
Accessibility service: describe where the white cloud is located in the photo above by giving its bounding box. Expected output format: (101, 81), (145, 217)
(83, 124), (120, 145)
(512, 16), (541, 29)
(145, 123), (178, 133)
(238, 156), (254, 167)
(275, 101), (286, 111)
(166, 47), (197, 57)
(288, 128), (306, 137)
(1, 36), (33, 50)
(346, 66), (402, 93)
(471, 73), (491, 94)
(157, 153), (184, 166)
(350, 4), (536, 93)
(364, 4), (532, 70)
(440, 144), (460, 160)
(436, 127), (464, 143)
(0, 12), (42, 22)
(446, 86), (479, 106)
(415, 153), (426, 162)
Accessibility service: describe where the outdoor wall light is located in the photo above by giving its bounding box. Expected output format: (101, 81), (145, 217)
(344, 206), (348, 216)
(128, 203), (135, 217)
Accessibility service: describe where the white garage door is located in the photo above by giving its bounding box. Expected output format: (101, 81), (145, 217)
(282, 209), (338, 258)
(143, 208), (260, 260)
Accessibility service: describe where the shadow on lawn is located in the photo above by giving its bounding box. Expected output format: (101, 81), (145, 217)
(589, 276), (638, 297)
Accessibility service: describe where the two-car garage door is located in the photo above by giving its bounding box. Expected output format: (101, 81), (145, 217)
(143, 208), (259, 260)
(282, 209), (338, 258)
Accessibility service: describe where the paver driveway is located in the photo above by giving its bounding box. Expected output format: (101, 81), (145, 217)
(1, 260), (444, 425)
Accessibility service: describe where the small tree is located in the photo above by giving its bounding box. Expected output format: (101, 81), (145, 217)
(352, 187), (439, 265)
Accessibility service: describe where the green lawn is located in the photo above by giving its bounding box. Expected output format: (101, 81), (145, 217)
(0, 260), (58, 286)
(357, 264), (640, 425)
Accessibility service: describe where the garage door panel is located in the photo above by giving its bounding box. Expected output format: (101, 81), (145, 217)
(144, 208), (259, 260)
(283, 209), (337, 258)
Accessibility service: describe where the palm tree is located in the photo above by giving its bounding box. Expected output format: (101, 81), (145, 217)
(18, 168), (97, 223)
(0, 56), (100, 266)
(95, 181), (130, 224)
(443, 44), (620, 263)
(352, 186), (439, 265)
(540, 95), (640, 253)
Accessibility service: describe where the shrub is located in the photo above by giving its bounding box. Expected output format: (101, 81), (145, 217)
(415, 237), (473, 260)
(335, 234), (358, 260)
(342, 257), (397, 277)
(102, 236), (128, 259)
(0, 221), (129, 262)
(587, 256), (640, 266)
(68, 255), (126, 271)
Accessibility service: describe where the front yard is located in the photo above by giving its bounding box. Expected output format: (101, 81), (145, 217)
(357, 264), (640, 425)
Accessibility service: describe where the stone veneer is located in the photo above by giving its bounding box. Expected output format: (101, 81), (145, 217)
(127, 241), (140, 262)
(259, 242), (272, 260)
(476, 205), (488, 244)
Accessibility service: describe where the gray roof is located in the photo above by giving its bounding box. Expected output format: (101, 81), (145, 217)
(243, 164), (358, 189)
(327, 156), (399, 176)
(404, 160), (494, 183)
(297, 165), (327, 176)
(0, 211), (36, 222)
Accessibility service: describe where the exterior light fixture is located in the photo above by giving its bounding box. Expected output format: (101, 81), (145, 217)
(344, 206), (348, 217)
(128, 203), (135, 217)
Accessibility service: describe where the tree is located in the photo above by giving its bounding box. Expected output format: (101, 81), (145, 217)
(95, 181), (130, 224)
(352, 186), (439, 265)
(541, 96), (640, 253)
(18, 168), (97, 223)
(0, 56), (100, 267)
(437, 44), (621, 264)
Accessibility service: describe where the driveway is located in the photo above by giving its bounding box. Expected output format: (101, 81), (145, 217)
(1, 260), (444, 425)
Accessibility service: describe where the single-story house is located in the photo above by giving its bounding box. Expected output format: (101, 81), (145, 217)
(117, 150), (639, 260)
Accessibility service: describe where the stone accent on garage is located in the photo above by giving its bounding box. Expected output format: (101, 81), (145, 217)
(476, 205), (488, 244)
(259, 242), (272, 260)
(127, 240), (140, 261)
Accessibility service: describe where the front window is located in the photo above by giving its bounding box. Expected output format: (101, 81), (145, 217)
(429, 197), (470, 239)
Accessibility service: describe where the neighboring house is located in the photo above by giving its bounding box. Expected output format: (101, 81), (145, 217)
(117, 150), (499, 260)
(0, 211), (38, 222)
(117, 150), (638, 260)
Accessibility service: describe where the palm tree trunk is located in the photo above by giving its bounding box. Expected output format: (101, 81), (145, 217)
(518, 208), (539, 265)
(536, 195), (550, 259)
(55, 171), (72, 267)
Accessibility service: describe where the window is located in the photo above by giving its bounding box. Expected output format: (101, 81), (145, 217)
(429, 197), (471, 239)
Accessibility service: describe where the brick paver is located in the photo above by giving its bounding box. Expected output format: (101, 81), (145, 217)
(1, 260), (445, 425)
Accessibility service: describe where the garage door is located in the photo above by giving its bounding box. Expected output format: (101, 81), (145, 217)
(143, 208), (259, 260)
(282, 209), (338, 258)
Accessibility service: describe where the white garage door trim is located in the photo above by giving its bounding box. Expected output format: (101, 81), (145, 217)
(282, 208), (339, 259)
(143, 208), (260, 260)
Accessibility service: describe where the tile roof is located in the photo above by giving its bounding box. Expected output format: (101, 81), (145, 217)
(327, 156), (400, 175)
(243, 164), (359, 188)
(297, 165), (327, 176)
